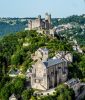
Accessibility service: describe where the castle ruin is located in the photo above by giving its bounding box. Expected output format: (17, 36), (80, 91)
(27, 13), (56, 36)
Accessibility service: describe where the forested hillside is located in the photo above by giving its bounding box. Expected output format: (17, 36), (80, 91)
(0, 30), (85, 100)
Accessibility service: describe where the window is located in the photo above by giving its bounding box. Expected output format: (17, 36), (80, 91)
(51, 72), (54, 76)
(55, 71), (57, 74)
(58, 67), (61, 69)
(34, 79), (36, 83)
(62, 69), (66, 74)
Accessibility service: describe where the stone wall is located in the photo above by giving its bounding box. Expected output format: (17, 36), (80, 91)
(31, 61), (48, 90)
(28, 13), (52, 30)
(31, 59), (68, 90)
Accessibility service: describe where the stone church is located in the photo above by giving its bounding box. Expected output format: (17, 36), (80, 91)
(31, 48), (68, 90)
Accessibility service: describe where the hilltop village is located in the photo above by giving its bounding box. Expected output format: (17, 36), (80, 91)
(9, 13), (85, 100)
(0, 13), (85, 100)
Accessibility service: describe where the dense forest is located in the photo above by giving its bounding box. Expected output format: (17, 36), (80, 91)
(0, 30), (85, 100)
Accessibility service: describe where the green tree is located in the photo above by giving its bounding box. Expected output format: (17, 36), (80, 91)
(54, 84), (75, 100)
(14, 78), (25, 94)
(22, 89), (34, 100)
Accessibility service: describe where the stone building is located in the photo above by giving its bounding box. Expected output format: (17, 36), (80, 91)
(31, 48), (68, 90)
(28, 13), (51, 30)
(55, 51), (73, 63)
(25, 13), (57, 36)
(31, 48), (48, 62)
(65, 78), (81, 97)
(9, 94), (18, 100)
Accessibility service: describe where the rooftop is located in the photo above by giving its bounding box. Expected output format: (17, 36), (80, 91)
(38, 48), (48, 52)
(9, 93), (17, 100)
(65, 78), (80, 87)
(43, 58), (66, 68)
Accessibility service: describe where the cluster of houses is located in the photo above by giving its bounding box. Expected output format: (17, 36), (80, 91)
(55, 23), (73, 33)
(9, 47), (82, 100)
(31, 48), (69, 90)
(9, 13), (84, 100)
(26, 48), (81, 97)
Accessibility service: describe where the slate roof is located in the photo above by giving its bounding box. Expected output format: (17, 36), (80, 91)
(43, 58), (65, 68)
(9, 69), (20, 75)
(9, 93), (17, 100)
(65, 78), (80, 87)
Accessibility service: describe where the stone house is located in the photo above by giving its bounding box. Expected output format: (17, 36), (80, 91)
(55, 51), (73, 63)
(9, 94), (18, 100)
(31, 58), (68, 90)
(31, 48), (48, 62)
(65, 78), (81, 97)
(28, 13), (51, 30)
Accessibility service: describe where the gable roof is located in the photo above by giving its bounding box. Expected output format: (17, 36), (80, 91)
(43, 58), (66, 68)
(9, 93), (17, 100)
(9, 69), (20, 75)
(38, 48), (48, 53)
(65, 78), (80, 87)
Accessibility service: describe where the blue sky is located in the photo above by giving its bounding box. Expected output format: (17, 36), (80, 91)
(0, 0), (85, 18)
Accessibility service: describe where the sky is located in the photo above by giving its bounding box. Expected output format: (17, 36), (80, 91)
(0, 0), (85, 18)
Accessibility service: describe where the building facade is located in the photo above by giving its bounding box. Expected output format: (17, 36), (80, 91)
(31, 48), (48, 62)
(9, 94), (17, 100)
(55, 51), (73, 63)
(28, 13), (51, 30)
(25, 13), (57, 36)
(65, 78), (81, 97)
(31, 48), (68, 90)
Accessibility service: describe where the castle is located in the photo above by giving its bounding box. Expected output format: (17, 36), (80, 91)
(27, 13), (56, 36)
(30, 48), (68, 90)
